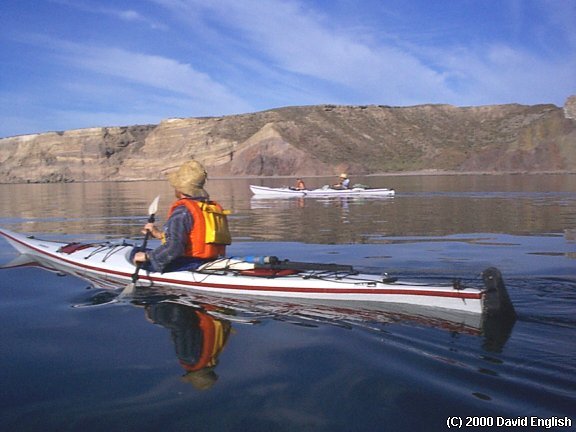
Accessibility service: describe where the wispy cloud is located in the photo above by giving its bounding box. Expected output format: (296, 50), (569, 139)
(152, 0), (575, 106)
(0, 32), (253, 136)
(51, 0), (167, 30)
(151, 0), (457, 104)
(1, 0), (574, 137)
(72, 46), (247, 107)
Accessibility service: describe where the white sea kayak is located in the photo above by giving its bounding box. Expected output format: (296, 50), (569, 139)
(250, 185), (395, 197)
(0, 228), (515, 319)
(249, 185), (306, 197)
(305, 186), (395, 197)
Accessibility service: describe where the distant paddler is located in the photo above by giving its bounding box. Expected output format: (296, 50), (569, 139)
(332, 173), (351, 190)
(291, 178), (307, 190)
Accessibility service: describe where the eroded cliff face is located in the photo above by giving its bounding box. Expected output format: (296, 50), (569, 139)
(1, 97), (575, 183)
(0, 125), (154, 183)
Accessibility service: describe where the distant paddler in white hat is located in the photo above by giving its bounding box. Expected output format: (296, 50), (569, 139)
(133, 160), (231, 273)
(332, 173), (351, 190)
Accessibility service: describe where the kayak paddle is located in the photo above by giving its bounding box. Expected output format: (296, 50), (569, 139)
(120, 195), (160, 297)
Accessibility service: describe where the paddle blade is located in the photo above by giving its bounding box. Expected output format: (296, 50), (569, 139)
(148, 195), (160, 217)
(123, 195), (160, 299)
(119, 282), (136, 298)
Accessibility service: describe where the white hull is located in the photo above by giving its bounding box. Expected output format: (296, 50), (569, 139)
(0, 229), (515, 318)
(305, 187), (395, 197)
(249, 185), (305, 197)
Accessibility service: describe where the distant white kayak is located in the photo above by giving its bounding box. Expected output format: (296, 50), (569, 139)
(249, 185), (306, 197)
(250, 185), (395, 197)
(305, 186), (395, 197)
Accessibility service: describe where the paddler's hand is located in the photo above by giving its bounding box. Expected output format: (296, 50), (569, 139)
(142, 223), (163, 239)
(133, 251), (149, 264)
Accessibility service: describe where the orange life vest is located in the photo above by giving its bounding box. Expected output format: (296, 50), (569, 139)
(181, 311), (230, 372)
(167, 198), (231, 260)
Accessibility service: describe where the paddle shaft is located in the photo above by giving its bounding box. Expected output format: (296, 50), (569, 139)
(131, 213), (155, 284)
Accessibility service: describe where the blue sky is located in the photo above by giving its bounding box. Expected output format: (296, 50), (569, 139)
(1, 0), (575, 138)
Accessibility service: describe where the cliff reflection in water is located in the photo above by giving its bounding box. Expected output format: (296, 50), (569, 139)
(0, 174), (575, 244)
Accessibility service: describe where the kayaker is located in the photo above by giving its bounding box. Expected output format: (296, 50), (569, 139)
(292, 178), (306, 190)
(133, 160), (231, 273)
(332, 173), (351, 189)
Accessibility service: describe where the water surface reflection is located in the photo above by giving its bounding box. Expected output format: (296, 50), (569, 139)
(0, 174), (574, 432)
(1, 175), (574, 244)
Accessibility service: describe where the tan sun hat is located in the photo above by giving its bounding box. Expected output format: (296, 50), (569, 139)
(167, 160), (209, 198)
(339, 173), (348, 179)
(181, 368), (218, 390)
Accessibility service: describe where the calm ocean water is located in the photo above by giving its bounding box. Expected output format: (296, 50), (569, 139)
(0, 174), (575, 432)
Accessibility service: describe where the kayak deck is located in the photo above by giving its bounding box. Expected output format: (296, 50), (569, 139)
(0, 228), (515, 318)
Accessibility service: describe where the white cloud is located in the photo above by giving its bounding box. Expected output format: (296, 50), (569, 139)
(2, 0), (574, 138)
(151, 0), (575, 106)
(116, 9), (146, 22)
(0, 32), (254, 136)
(151, 0), (458, 104)
(49, 39), (253, 115)
(51, 0), (167, 30)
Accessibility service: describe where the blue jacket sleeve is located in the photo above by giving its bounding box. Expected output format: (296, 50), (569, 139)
(148, 205), (193, 272)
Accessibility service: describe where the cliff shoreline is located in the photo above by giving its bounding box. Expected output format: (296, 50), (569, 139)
(1, 97), (575, 184)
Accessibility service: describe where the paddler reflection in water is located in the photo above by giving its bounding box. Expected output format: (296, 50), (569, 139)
(145, 302), (231, 390)
(133, 160), (231, 273)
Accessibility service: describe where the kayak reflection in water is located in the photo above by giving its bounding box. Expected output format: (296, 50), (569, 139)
(145, 301), (232, 390)
(132, 159), (232, 273)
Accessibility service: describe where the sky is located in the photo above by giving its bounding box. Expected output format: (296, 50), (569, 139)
(1, 0), (575, 138)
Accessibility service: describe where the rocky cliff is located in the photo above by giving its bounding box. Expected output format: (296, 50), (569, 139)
(1, 96), (575, 183)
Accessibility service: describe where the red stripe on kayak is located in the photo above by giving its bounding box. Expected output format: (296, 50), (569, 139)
(152, 276), (483, 299)
(1, 230), (482, 300)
